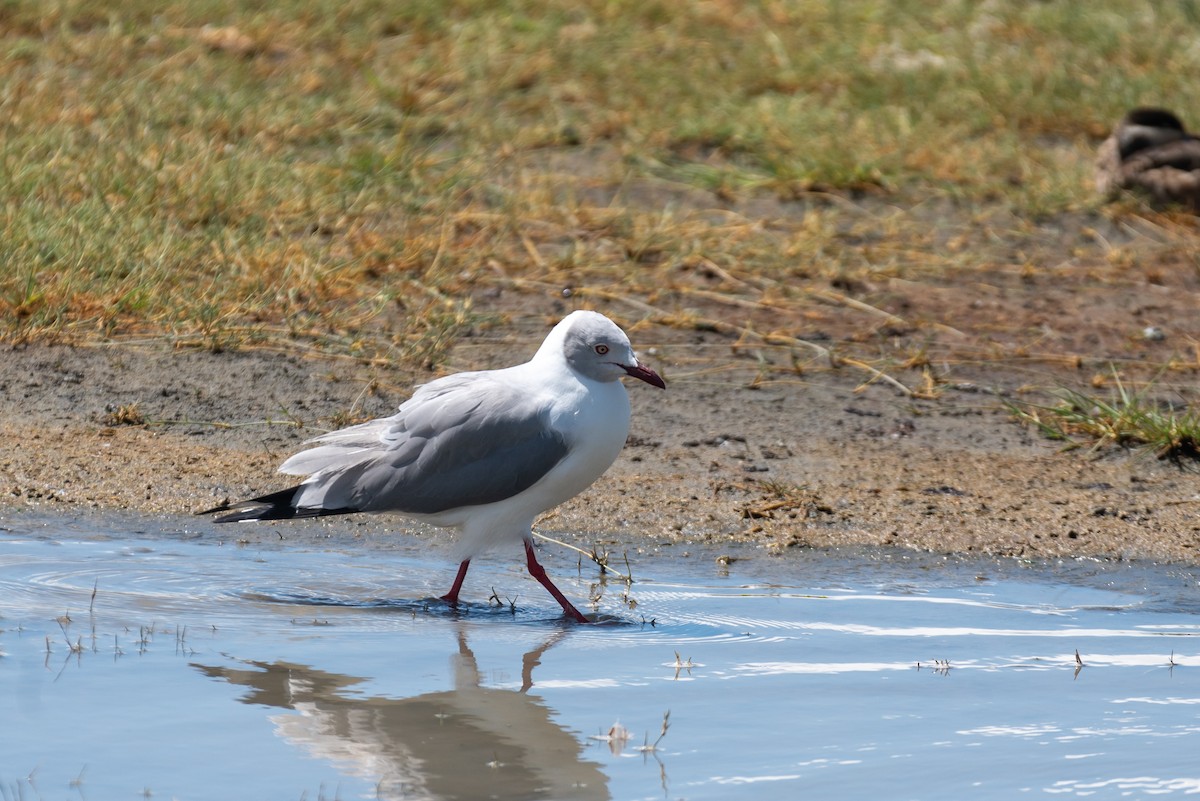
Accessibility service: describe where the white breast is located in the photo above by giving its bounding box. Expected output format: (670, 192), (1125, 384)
(427, 366), (632, 558)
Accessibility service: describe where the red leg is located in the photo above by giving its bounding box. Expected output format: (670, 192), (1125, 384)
(524, 540), (590, 623)
(440, 560), (471, 604)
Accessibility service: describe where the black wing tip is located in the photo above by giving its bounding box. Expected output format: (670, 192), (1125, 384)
(209, 507), (283, 524)
(196, 485), (358, 523)
(196, 486), (303, 523)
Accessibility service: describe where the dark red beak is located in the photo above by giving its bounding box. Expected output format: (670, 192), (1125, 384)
(622, 361), (666, 389)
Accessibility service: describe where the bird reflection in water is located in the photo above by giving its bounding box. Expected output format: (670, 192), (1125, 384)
(192, 626), (608, 801)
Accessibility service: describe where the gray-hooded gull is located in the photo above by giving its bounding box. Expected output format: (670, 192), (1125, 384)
(200, 310), (665, 622)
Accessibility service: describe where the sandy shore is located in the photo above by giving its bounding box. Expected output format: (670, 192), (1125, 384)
(3, 330), (1199, 566)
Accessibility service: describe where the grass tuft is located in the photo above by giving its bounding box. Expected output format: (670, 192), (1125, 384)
(1007, 375), (1200, 468)
(103, 402), (146, 427)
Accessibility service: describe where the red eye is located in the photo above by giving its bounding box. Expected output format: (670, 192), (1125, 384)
(594, 344), (609, 355)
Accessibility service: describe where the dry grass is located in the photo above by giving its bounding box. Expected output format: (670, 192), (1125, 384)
(2, 0), (1200, 385)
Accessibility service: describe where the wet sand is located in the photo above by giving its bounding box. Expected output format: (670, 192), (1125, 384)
(3, 331), (1198, 565)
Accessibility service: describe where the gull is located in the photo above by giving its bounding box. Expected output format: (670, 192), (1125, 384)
(1095, 107), (1200, 211)
(200, 310), (665, 622)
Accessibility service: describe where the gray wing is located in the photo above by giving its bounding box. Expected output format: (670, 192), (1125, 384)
(282, 374), (569, 515)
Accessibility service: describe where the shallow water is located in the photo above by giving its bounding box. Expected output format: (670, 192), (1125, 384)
(2, 513), (1199, 801)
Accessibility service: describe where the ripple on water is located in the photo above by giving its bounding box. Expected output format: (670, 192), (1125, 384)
(4, 521), (1200, 801)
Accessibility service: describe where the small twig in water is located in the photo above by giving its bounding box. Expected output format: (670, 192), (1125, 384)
(590, 722), (631, 755)
(533, 532), (631, 582)
(620, 589), (638, 611)
(57, 620), (82, 652)
(487, 587), (517, 612)
(637, 710), (671, 753)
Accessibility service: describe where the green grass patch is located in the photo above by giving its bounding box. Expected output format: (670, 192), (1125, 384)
(1008, 377), (1200, 468)
(1, 0), (1198, 365)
